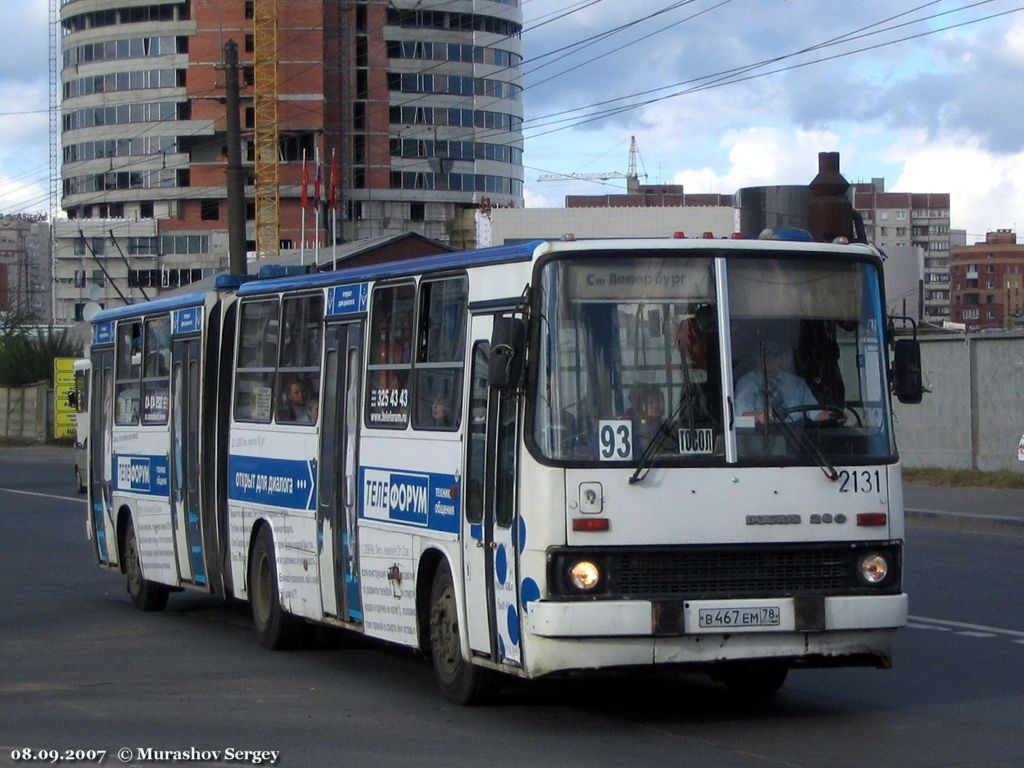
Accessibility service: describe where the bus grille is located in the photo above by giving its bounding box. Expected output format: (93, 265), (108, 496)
(549, 543), (902, 600)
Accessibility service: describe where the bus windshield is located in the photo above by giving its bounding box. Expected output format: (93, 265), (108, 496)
(533, 252), (895, 466)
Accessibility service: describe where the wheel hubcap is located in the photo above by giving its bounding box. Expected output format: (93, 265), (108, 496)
(253, 554), (271, 627)
(431, 583), (459, 676)
(126, 536), (142, 595)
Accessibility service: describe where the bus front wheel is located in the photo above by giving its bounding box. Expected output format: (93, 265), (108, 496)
(249, 526), (302, 650)
(428, 565), (498, 705)
(122, 517), (169, 612)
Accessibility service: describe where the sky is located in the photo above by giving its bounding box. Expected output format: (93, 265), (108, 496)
(3, 0), (1024, 242)
(518, 0), (1024, 242)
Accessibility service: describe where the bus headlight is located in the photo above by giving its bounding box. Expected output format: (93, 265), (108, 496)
(857, 552), (889, 584)
(569, 560), (602, 592)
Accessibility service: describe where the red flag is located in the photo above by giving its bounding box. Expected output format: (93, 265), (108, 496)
(314, 161), (322, 202)
(300, 156), (309, 209)
(329, 152), (338, 210)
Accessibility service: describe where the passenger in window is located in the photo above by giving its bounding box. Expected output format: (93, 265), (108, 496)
(279, 376), (314, 424)
(429, 392), (452, 427)
(734, 339), (843, 424)
(675, 312), (719, 426)
(621, 383), (666, 452)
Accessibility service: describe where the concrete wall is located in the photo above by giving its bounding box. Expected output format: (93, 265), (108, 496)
(0, 382), (48, 442)
(893, 332), (1024, 470)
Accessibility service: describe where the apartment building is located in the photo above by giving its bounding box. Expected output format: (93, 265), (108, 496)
(950, 229), (1024, 331)
(851, 178), (951, 324)
(0, 215), (51, 321)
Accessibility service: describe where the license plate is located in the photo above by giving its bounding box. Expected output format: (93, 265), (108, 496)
(698, 606), (781, 629)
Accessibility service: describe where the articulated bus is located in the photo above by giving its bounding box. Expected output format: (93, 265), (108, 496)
(84, 236), (922, 703)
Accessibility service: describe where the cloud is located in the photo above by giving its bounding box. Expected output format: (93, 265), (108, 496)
(889, 132), (1024, 240)
(0, 0), (50, 213)
(524, 185), (564, 209)
(781, 14), (1024, 154)
(668, 126), (844, 192)
(0, 0), (49, 84)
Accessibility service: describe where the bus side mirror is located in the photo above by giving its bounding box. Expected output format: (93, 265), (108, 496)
(67, 391), (79, 409)
(892, 339), (923, 404)
(489, 317), (526, 390)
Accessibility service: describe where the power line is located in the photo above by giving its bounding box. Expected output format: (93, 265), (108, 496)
(519, 2), (1024, 141)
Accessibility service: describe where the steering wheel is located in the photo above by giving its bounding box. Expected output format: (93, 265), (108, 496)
(779, 404), (861, 427)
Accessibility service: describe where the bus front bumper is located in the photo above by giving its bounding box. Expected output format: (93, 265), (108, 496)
(520, 593), (906, 677)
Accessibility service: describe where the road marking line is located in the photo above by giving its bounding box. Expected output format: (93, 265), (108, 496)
(909, 615), (1024, 640)
(956, 631), (998, 638)
(0, 487), (85, 503)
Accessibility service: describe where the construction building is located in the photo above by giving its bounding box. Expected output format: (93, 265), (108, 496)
(950, 229), (1024, 331)
(53, 0), (524, 320)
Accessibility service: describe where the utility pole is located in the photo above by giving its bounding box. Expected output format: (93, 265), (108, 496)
(224, 40), (247, 276)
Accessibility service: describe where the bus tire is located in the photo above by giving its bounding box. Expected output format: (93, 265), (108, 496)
(123, 517), (169, 612)
(249, 526), (302, 650)
(428, 564), (499, 705)
(718, 662), (789, 702)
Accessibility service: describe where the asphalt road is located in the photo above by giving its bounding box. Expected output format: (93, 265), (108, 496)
(1, 446), (1022, 767)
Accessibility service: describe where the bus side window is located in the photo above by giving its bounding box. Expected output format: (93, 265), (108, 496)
(114, 319), (142, 425)
(412, 276), (467, 431)
(465, 342), (488, 525)
(276, 294), (323, 426)
(141, 315), (170, 425)
(366, 283), (414, 429)
(234, 299), (279, 423)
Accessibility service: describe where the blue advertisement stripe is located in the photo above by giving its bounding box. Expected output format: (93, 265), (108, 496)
(113, 454), (169, 497)
(359, 467), (460, 533)
(228, 454), (317, 511)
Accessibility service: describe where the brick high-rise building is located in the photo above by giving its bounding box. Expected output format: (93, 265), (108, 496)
(55, 0), (524, 320)
(950, 229), (1024, 331)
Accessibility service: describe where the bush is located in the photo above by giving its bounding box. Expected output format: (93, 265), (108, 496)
(0, 326), (81, 387)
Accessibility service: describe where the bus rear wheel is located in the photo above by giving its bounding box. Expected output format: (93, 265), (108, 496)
(249, 526), (302, 650)
(123, 517), (169, 612)
(428, 564), (499, 705)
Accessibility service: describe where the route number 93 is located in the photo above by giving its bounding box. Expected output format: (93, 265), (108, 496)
(599, 420), (633, 461)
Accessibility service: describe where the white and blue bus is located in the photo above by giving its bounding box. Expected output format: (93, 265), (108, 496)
(85, 236), (922, 703)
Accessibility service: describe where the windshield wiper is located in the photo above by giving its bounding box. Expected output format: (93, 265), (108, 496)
(629, 396), (686, 485)
(752, 341), (838, 481)
(765, 402), (839, 481)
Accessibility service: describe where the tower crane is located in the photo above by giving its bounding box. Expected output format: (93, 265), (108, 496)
(253, 0), (280, 261)
(536, 136), (647, 191)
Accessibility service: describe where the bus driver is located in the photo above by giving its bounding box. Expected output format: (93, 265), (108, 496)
(734, 338), (843, 425)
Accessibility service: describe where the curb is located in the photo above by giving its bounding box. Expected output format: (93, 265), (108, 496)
(906, 508), (1024, 537)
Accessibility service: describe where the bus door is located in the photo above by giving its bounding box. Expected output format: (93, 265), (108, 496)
(464, 315), (523, 666)
(317, 321), (363, 622)
(170, 337), (205, 585)
(90, 349), (114, 565)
